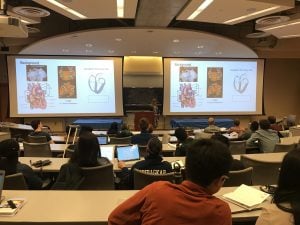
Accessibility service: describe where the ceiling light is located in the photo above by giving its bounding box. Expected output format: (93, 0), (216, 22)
(131, 50), (137, 54)
(85, 43), (93, 48)
(85, 49), (93, 53)
(108, 50), (115, 53)
(62, 49), (69, 52)
(173, 39), (180, 43)
(153, 51), (159, 54)
(261, 20), (300, 31)
(197, 45), (204, 49)
(47, 0), (87, 19)
(115, 38), (122, 42)
(187, 0), (214, 20)
(117, 0), (124, 18)
(224, 6), (280, 25)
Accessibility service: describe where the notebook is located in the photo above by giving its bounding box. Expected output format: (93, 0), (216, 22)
(116, 145), (140, 161)
(100, 146), (114, 161)
(97, 136), (108, 145)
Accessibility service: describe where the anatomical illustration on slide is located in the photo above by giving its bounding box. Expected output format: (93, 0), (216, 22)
(179, 67), (198, 82)
(58, 66), (77, 98)
(207, 67), (223, 98)
(26, 65), (47, 81)
(88, 73), (106, 94)
(178, 83), (198, 108)
(26, 82), (49, 109)
(233, 74), (249, 94)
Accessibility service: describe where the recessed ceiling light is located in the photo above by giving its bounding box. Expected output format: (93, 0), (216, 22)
(187, 0), (214, 20)
(153, 51), (159, 54)
(62, 49), (69, 52)
(117, 0), (124, 18)
(197, 45), (204, 49)
(173, 51), (180, 54)
(215, 51), (222, 55)
(47, 0), (87, 19)
(173, 39), (180, 43)
(131, 50), (137, 53)
(85, 49), (93, 53)
(108, 50), (115, 53)
(115, 38), (122, 42)
(85, 43), (93, 48)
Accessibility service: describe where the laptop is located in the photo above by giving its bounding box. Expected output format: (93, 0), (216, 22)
(0, 170), (5, 202)
(100, 146), (114, 161)
(116, 145), (140, 162)
(97, 135), (108, 145)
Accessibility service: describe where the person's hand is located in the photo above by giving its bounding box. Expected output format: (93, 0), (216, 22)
(118, 161), (126, 169)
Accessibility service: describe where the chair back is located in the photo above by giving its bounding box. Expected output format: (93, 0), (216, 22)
(229, 140), (246, 155)
(194, 132), (213, 140)
(223, 167), (253, 187)
(109, 136), (132, 144)
(4, 173), (28, 190)
(23, 141), (52, 157)
(133, 169), (175, 190)
(241, 155), (281, 185)
(27, 135), (48, 143)
(274, 143), (296, 152)
(280, 136), (300, 144)
(290, 127), (300, 137)
(78, 164), (114, 190)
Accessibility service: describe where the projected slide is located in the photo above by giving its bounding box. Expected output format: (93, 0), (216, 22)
(8, 56), (123, 117)
(164, 58), (264, 115)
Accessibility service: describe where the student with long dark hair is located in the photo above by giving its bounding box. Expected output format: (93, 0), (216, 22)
(0, 139), (43, 189)
(52, 132), (111, 189)
(256, 148), (300, 225)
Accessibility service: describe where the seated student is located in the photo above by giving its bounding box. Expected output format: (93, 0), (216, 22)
(174, 127), (194, 156)
(228, 119), (245, 136)
(211, 133), (245, 171)
(116, 123), (133, 138)
(30, 119), (54, 144)
(246, 119), (279, 153)
(268, 116), (283, 132)
(52, 132), (111, 189)
(131, 119), (154, 146)
(239, 120), (259, 140)
(107, 122), (119, 136)
(118, 137), (172, 189)
(204, 117), (221, 133)
(256, 147), (300, 225)
(0, 139), (43, 190)
(109, 139), (233, 225)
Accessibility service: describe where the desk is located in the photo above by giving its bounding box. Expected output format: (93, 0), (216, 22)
(0, 132), (10, 141)
(170, 118), (234, 129)
(0, 187), (265, 224)
(73, 119), (123, 130)
(0, 122), (33, 139)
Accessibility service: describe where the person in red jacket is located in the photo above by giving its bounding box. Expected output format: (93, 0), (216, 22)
(108, 139), (233, 225)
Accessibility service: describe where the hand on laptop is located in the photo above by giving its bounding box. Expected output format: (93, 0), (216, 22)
(118, 161), (126, 169)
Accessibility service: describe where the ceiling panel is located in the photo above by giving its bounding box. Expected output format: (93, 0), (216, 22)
(33, 0), (138, 20)
(177, 0), (294, 24)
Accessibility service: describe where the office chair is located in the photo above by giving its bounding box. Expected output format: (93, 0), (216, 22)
(229, 140), (246, 155)
(78, 164), (114, 190)
(133, 169), (175, 190)
(27, 135), (48, 143)
(241, 155), (281, 185)
(138, 145), (148, 157)
(23, 141), (52, 157)
(4, 173), (28, 190)
(109, 136), (132, 144)
(223, 167), (253, 187)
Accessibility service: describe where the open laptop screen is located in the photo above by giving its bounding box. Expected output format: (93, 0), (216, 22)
(97, 136), (108, 145)
(100, 146), (114, 161)
(0, 170), (5, 201)
(116, 145), (140, 161)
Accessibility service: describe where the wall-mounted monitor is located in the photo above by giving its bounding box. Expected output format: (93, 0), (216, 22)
(7, 55), (123, 117)
(163, 58), (264, 115)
